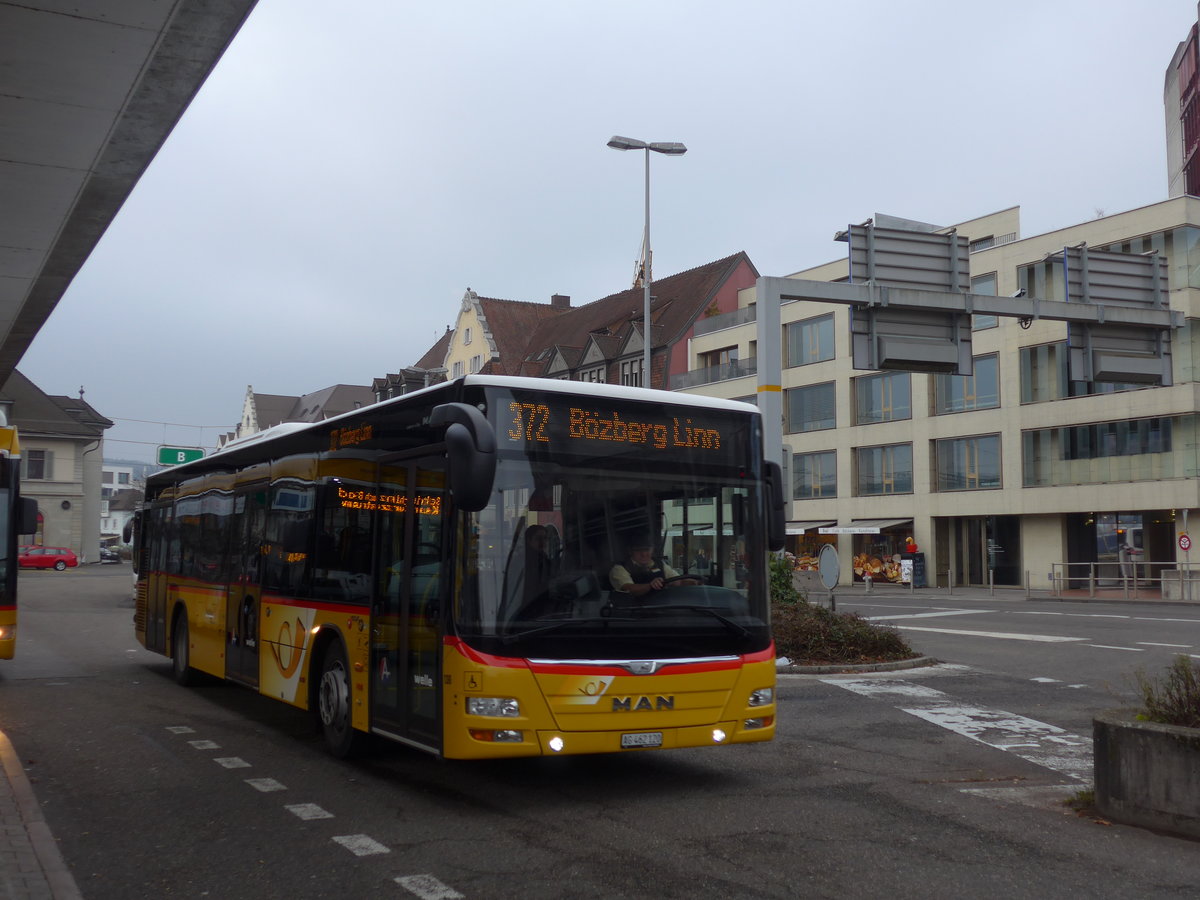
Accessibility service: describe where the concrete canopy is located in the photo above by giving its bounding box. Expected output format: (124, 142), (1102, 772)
(0, 1), (258, 381)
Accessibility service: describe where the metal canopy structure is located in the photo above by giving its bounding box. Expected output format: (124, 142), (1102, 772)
(755, 217), (1185, 468)
(0, 1), (258, 384)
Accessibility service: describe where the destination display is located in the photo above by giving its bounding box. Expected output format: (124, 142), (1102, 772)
(492, 389), (753, 466)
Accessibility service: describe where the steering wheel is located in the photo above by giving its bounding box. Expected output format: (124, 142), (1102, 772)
(663, 574), (699, 586)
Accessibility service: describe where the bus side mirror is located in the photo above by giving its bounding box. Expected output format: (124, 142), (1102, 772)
(16, 497), (37, 536)
(431, 402), (496, 512)
(763, 461), (786, 551)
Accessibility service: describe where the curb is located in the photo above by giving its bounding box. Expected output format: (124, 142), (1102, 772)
(777, 655), (940, 675)
(0, 729), (83, 900)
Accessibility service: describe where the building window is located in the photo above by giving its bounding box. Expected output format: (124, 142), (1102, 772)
(854, 444), (912, 496)
(793, 450), (836, 499)
(103, 471), (114, 484)
(701, 346), (738, 368)
(579, 366), (605, 383)
(854, 371), (910, 425)
(469, 354), (482, 374)
(785, 382), (835, 433)
(1019, 341), (1145, 403)
(1023, 416), (1178, 487)
(23, 450), (52, 481)
(784, 314), (834, 367)
(464, 327), (473, 345)
(118, 472), (130, 485)
(620, 358), (643, 387)
(934, 354), (999, 413)
(935, 434), (1001, 491)
(971, 272), (998, 330)
(452, 361), (464, 378)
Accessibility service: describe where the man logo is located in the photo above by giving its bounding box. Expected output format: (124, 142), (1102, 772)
(612, 695), (674, 712)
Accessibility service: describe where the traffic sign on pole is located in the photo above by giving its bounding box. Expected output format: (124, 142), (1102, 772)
(1179, 533), (1191, 552)
(157, 446), (205, 466)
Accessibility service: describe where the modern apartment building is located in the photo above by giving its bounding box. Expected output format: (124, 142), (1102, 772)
(678, 199), (1200, 591)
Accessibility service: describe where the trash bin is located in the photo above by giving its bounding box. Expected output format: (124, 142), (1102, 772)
(901, 552), (926, 588)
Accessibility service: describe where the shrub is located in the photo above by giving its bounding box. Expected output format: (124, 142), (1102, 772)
(1133, 655), (1200, 729)
(769, 553), (802, 606)
(772, 599), (917, 664)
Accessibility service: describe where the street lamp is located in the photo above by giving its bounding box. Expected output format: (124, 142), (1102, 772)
(607, 135), (687, 389)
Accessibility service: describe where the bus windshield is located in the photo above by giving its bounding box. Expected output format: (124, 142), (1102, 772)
(454, 454), (770, 660)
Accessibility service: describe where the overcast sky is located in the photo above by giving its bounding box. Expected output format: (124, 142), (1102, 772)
(16, 0), (1200, 463)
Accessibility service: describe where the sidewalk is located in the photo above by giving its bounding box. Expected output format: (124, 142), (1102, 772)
(0, 729), (81, 900)
(822, 580), (1200, 607)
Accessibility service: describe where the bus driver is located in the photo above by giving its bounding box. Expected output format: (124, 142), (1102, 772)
(609, 536), (700, 598)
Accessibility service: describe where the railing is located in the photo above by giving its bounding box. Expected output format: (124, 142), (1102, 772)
(692, 305), (756, 337)
(1048, 559), (1199, 601)
(670, 358), (758, 390)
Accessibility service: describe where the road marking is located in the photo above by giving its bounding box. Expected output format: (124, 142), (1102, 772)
(396, 874), (466, 899)
(865, 609), (994, 622)
(895, 626), (1087, 643)
(286, 803), (333, 820)
(333, 834), (390, 856)
(214, 757), (251, 769)
(1137, 642), (1192, 648)
(188, 740), (219, 750)
(1084, 644), (1143, 652)
(1030, 677), (1060, 683)
(245, 778), (286, 792)
(825, 678), (1092, 782)
(165, 726), (194, 734)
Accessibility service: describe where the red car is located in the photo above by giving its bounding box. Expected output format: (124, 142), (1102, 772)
(18, 546), (78, 571)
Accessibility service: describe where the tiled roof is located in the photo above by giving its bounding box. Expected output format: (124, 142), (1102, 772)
(475, 297), (568, 375)
(0, 370), (112, 438)
(414, 327), (453, 369)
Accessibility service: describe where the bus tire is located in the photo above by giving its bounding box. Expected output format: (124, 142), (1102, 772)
(171, 611), (198, 687)
(317, 640), (360, 757)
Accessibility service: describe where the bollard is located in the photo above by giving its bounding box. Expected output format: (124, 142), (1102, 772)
(864, 575), (872, 594)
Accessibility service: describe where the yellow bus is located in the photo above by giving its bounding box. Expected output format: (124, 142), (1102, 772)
(0, 421), (40, 659)
(132, 376), (785, 758)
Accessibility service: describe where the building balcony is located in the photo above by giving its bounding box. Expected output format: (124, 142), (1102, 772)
(671, 358), (758, 390)
(692, 305), (756, 337)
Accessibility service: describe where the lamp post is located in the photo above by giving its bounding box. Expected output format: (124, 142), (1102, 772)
(607, 135), (687, 389)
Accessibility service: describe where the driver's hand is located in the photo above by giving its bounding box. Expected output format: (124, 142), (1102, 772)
(649, 577), (664, 591)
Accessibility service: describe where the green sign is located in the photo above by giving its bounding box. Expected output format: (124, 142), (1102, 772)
(157, 446), (205, 466)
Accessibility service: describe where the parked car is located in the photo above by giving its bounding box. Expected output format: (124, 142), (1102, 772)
(99, 546), (121, 564)
(19, 546), (78, 571)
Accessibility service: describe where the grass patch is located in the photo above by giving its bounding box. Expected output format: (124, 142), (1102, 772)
(1133, 655), (1200, 728)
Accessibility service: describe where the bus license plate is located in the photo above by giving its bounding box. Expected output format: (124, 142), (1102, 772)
(621, 731), (663, 749)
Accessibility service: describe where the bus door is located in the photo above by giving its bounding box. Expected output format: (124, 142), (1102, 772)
(369, 454), (446, 749)
(144, 505), (172, 653)
(225, 483), (267, 686)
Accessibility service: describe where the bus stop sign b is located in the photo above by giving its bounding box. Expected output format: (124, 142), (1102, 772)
(157, 446), (204, 466)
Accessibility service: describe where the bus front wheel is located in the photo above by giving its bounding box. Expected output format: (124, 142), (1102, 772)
(171, 613), (198, 686)
(317, 641), (360, 757)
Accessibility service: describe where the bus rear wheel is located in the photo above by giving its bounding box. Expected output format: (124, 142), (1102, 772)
(317, 641), (360, 757)
(171, 613), (198, 686)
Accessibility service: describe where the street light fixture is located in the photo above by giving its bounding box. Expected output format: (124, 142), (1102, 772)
(607, 135), (687, 388)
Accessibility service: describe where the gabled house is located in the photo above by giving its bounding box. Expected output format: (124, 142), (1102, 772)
(407, 252), (759, 390)
(0, 370), (112, 562)
(221, 383), (378, 447)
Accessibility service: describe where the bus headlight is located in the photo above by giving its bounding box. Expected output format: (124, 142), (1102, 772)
(466, 697), (520, 717)
(469, 729), (524, 743)
(748, 688), (773, 707)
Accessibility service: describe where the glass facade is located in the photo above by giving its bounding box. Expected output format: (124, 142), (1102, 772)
(971, 272), (998, 330)
(1019, 341), (1146, 403)
(854, 444), (913, 496)
(1022, 415), (1200, 487)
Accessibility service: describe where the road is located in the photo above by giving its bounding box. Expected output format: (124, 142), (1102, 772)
(1, 569), (1199, 899)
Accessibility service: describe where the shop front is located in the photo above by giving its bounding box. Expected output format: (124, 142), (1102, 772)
(785, 520), (836, 572)
(818, 518), (916, 584)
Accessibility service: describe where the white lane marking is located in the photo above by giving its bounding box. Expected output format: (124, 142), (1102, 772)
(396, 874), (466, 899)
(286, 803), (333, 821)
(895, 626), (1087, 643)
(214, 757), (251, 769)
(188, 740), (219, 750)
(1030, 677), (1060, 683)
(245, 778), (286, 792)
(865, 609), (994, 622)
(826, 678), (1092, 783)
(1137, 642), (1192, 648)
(165, 726), (195, 734)
(333, 834), (390, 856)
(1084, 644), (1143, 652)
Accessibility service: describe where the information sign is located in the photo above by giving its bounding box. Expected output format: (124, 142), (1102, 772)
(157, 446), (205, 466)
